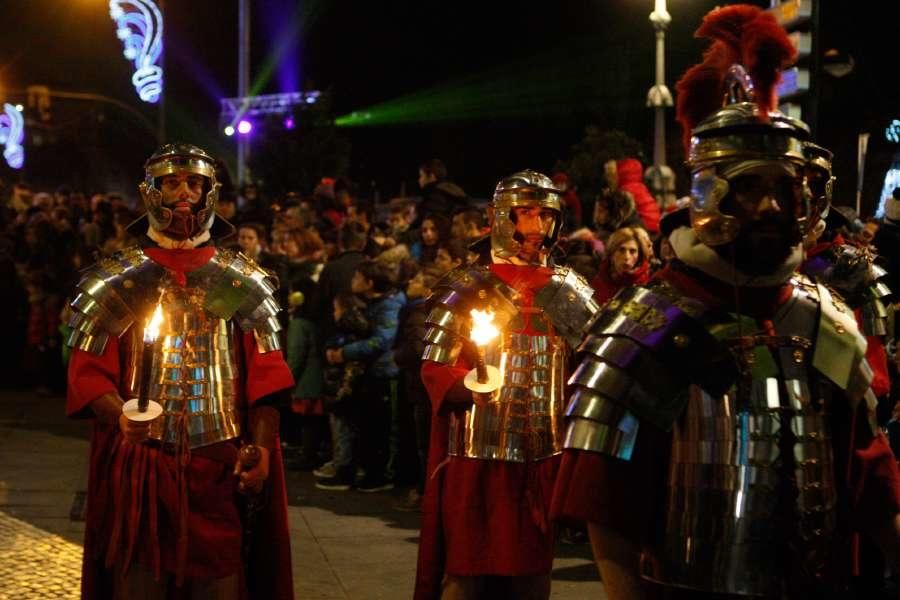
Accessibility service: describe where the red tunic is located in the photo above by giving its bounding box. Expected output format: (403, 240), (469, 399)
(414, 263), (563, 600)
(67, 246), (296, 599)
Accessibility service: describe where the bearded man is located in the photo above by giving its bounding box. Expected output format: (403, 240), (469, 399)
(552, 6), (900, 599)
(414, 170), (598, 599)
(66, 144), (295, 599)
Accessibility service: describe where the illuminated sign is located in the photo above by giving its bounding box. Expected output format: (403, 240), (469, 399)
(0, 103), (25, 170)
(109, 0), (163, 103)
(886, 119), (900, 144)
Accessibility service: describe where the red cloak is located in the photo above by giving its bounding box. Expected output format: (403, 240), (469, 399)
(413, 263), (563, 600)
(67, 246), (296, 599)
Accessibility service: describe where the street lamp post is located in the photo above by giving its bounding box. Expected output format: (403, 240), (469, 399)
(237, 0), (250, 185)
(644, 0), (677, 211)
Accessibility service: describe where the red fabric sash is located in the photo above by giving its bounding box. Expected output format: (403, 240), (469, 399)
(143, 246), (216, 286)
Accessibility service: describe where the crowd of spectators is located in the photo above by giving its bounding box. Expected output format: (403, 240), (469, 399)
(0, 156), (671, 511)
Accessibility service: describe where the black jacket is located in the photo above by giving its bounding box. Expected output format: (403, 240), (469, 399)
(417, 180), (468, 222)
(310, 250), (367, 343)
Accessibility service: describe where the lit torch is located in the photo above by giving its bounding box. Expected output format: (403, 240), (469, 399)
(464, 308), (502, 394)
(122, 302), (165, 422)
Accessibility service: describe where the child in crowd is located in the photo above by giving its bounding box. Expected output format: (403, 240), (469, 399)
(315, 292), (370, 490)
(323, 260), (404, 492)
(393, 263), (444, 511)
(284, 282), (326, 470)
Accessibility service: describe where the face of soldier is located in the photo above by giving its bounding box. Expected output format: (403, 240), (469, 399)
(611, 239), (640, 276)
(716, 163), (800, 276)
(512, 206), (556, 262)
(160, 172), (205, 239)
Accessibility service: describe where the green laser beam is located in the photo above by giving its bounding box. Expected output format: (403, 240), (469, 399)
(335, 37), (639, 127)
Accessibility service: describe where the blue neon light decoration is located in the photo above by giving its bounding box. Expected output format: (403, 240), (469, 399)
(0, 103), (25, 170)
(886, 120), (900, 144)
(109, 0), (163, 103)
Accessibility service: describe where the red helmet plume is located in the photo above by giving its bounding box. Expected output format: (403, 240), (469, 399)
(675, 4), (796, 154)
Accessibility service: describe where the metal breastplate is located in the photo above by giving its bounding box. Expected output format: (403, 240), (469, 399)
(423, 264), (595, 462)
(649, 289), (837, 597)
(122, 285), (243, 449)
(448, 325), (566, 462)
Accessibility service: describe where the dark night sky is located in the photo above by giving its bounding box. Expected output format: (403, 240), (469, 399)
(1, 0), (897, 210)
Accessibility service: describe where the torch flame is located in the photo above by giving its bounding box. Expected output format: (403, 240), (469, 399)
(469, 309), (499, 347)
(143, 303), (164, 343)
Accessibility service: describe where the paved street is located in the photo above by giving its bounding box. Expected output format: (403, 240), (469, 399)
(0, 389), (604, 599)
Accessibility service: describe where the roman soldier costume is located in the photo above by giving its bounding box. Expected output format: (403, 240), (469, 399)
(67, 144), (295, 599)
(414, 171), (598, 599)
(552, 6), (900, 598)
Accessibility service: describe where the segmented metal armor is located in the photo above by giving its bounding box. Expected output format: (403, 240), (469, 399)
(803, 243), (893, 338)
(563, 276), (877, 596)
(423, 264), (598, 462)
(801, 141), (893, 339)
(67, 245), (282, 449)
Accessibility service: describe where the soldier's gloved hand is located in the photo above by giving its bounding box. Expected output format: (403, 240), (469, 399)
(234, 446), (270, 494)
(118, 413), (152, 444)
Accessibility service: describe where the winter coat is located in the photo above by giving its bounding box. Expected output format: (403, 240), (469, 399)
(342, 291), (405, 379)
(323, 307), (370, 404)
(286, 316), (324, 400)
(617, 158), (661, 235)
(418, 181), (468, 222)
(591, 258), (651, 305)
(393, 298), (429, 406)
(310, 250), (367, 343)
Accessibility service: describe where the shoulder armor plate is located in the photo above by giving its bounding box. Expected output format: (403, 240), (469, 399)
(813, 282), (868, 398)
(191, 248), (283, 351)
(533, 266), (600, 348)
(421, 265), (518, 364)
(564, 282), (736, 459)
(67, 246), (162, 354)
